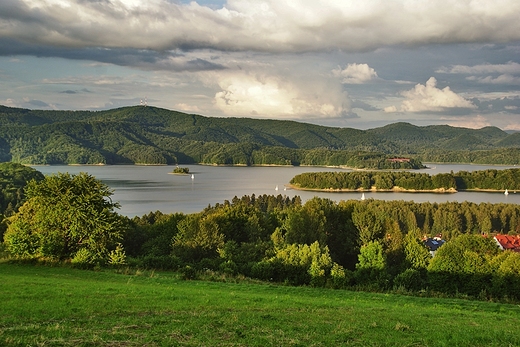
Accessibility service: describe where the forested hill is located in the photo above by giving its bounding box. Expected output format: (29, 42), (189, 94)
(0, 105), (518, 165)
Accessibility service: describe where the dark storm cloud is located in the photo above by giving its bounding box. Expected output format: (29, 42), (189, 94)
(0, 38), (225, 71)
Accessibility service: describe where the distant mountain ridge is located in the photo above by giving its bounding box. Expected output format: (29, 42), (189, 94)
(0, 105), (518, 166)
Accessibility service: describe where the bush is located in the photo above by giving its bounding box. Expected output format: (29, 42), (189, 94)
(108, 244), (127, 267)
(393, 269), (427, 292)
(179, 265), (198, 280)
(219, 260), (238, 275)
(71, 248), (100, 269)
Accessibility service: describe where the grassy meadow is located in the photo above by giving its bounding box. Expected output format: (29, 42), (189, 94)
(1, 263), (519, 346)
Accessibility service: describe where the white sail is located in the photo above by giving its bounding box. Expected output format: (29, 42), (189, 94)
(505, 189), (509, 195)
(361, 193), (366, 200)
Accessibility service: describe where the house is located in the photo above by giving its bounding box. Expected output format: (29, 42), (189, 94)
(423, 234), (446, 257)
(494, 234), (520, 253)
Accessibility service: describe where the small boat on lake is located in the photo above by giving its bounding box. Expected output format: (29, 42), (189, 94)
(505, 189), (509, 196)
(361, 193), (366, 200)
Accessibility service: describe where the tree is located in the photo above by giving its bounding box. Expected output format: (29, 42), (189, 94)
(427, 234), (499, 295)
(3, 172), (124, 264)
(355, 240), (389, 288)
(403, 232), (431, 270)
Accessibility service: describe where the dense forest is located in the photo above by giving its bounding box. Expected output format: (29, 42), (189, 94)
(290, 168), (520, 192)
(2, 163), (520, 301)
(0, 105), (519, 167)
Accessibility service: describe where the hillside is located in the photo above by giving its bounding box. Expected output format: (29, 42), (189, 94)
(0, 105), (517, 165)
(3, 263), (519, 346)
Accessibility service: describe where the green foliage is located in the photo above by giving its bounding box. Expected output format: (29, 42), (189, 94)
(356, 241), (386, 271)
(490, 251), (520, 300)
(3, 172), (124, 263)
(264, 241), (334, 286)
(172, 166), (190, 174)
(291, 168), (520, 192)
(71, 248), (100, 269)
(0, 162), (44, 219)
(108, 243), (127, 266)
(355, 241), (389, 288)
(118, 192), (520, 298)
(404, 233), (431, 270)
(393, 268), (427, 292)
(428, 234), (499, 295)
(172, 213), (225, 262)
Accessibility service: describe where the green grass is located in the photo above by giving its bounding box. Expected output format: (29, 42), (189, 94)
(1, 263), (519, 346)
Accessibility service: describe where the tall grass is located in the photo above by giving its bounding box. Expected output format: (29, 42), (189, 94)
(1, 263), (519, 346)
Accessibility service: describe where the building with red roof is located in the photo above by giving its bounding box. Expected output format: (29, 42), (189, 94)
(494, 234), (520, 253)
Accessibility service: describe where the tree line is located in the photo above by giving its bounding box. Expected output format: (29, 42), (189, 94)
(290, 168), (520, 191)
(2, 164), (520, 301)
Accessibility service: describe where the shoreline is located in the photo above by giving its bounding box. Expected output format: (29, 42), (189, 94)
(287, 184), (459, 193)
(288, 184), (514, 194)
(287, 184), (519, 194)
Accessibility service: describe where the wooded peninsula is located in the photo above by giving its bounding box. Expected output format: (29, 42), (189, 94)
(290, 168), (520, 193)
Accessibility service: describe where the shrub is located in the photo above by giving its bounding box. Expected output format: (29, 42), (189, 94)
(393, 269), (427, 292)
(179, 265), (198, 280)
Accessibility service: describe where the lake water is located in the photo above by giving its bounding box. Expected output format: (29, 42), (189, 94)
(33, 164), (520, 217)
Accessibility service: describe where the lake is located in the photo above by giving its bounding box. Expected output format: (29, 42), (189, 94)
(33, 164), (520, 217)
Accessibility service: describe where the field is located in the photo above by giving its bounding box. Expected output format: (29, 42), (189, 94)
(1, 263), (519, 346)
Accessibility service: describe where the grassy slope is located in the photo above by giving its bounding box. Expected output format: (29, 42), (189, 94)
(1, 263), (519, 347)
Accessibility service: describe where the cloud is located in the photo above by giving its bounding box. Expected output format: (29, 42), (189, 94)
(1, 0), (520, 56)
(175, 103), (201, 112)
(467, 74), (520, 85)
(383, 105), (398, 113)
(351, 99), (379, 111)
(0, 39), (226, 72)
(23, 98), (52, 108)
(59, 88), (93, 94)
(212, 71), (350, 119)
(504, 123), (520, 131)
(469, 96), (520, 114)
(391, 77), (476, 113)
(3, 97), (57, 109)
(437, 61), (520, 85)
(333, 63), (378, 84)
(438, 61), (520, 75)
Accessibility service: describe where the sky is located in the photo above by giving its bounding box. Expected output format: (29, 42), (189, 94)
(1, 0), (520, 130)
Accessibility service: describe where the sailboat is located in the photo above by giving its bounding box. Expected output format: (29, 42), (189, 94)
(505, 189), (509, 196)
(191, 174), (195, 180)
(275, 185), (279, 191)
(361, 193), (366, 200)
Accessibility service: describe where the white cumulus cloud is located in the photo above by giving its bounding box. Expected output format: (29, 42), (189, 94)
(212, 71), (350, 119)
(333, 63), (378, 84)
(397, 77), (476, 112)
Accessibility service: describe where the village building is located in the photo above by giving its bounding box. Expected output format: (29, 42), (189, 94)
(423, 234), (445, 257)
(494, 234), (520, 253)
